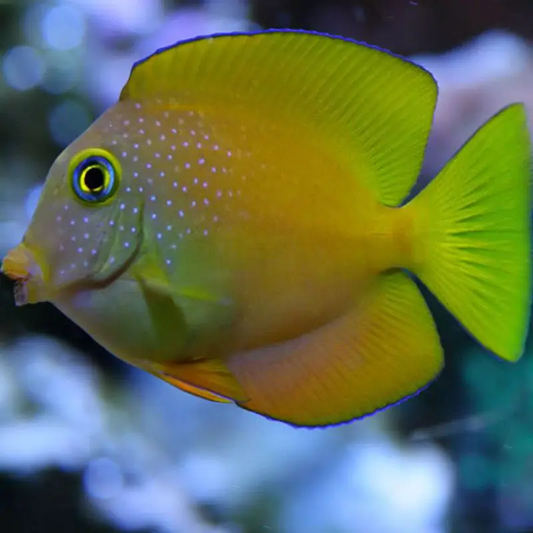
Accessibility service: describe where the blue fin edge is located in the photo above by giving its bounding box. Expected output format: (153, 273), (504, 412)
(127, 28), (434, 85)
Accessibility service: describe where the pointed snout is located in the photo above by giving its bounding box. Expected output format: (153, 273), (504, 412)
(1, 243), (40, 281)
(1, 243), (46, 306)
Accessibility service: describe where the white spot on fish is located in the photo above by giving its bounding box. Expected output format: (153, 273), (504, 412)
(120, 203), (125, 210)
(150, 195), (156, 201)
(124, 242), (130, 248)
(166, 200), (172, 206)
(151, 213), (157, 220)
(199, 158), (205, 165)
(70, 220), (75, 226)
(157, 233), (162, 240)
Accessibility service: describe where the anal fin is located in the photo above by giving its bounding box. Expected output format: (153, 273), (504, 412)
(227, 271), (444, 427)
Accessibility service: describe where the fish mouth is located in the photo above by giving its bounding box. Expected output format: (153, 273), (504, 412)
(1, 243), (46, 306)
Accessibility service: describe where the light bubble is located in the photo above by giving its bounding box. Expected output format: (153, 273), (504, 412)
(3, 46), (45, 91)
(48, 100), (91, 147)
(83, 457), (123, 500)
(42, 5), (85, 51)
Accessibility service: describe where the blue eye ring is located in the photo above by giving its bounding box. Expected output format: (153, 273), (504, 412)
(69, 149), (122, 205)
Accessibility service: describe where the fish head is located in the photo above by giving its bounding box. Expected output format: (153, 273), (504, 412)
(1, 108), (145, 305)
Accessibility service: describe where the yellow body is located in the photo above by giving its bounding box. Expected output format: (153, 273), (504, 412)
(1, 31), (531, 427)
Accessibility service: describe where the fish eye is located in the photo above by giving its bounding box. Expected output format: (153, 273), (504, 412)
(69, 149), (121, 204)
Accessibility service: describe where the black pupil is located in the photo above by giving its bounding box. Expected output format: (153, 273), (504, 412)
(84, 165), (105, 192)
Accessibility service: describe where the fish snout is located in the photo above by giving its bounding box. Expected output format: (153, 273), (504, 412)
(1, 244), (45, 305)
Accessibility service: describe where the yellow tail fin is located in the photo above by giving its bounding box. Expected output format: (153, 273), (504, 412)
(407, 103), (532, 362)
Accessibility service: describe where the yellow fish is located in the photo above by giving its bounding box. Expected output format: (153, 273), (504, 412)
(1, 30), (531, 427)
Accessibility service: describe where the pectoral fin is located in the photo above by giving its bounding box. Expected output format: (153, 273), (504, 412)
(134, 268), (235, 343)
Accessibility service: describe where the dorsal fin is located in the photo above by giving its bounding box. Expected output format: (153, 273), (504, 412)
(120, 30), (437, 206)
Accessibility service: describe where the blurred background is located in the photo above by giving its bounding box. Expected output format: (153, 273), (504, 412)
(1, 0), (533, 532)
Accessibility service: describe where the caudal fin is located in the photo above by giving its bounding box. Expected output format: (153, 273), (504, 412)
(407, 104), (532, 362)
